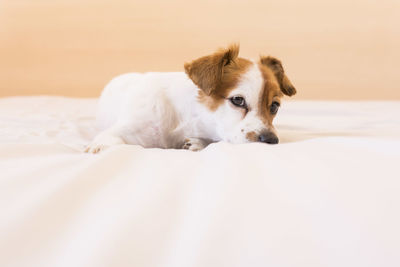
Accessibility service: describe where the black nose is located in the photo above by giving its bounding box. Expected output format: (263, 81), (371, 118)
(258, 132), (279, 144)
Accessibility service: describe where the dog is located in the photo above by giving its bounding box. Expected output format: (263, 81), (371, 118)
(85, 44), (296, 153)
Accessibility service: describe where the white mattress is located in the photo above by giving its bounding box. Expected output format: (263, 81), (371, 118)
(1, 96), (399, 267)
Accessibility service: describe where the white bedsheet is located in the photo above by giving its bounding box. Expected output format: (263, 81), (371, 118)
(0, 96), (399, 267)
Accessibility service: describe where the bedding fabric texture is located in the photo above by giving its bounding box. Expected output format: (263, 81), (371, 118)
(0, 96), (399, 267)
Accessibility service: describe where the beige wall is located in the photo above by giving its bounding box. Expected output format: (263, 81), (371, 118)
(1, 0), (399, 99)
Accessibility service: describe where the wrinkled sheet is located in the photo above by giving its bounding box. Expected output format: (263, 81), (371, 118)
(0, 96), (400, 267)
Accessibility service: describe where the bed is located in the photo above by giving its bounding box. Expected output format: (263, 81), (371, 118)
(1, 96), (399, 267)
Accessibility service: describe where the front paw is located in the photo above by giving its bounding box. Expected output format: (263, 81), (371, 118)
(85, 134), (124, 154)
(182, 138), (206, 151)
(85, 142), (109, 154)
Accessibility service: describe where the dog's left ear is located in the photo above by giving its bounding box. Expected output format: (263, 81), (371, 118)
(260, 56), (296, 96)
(184, 44), (239, 95)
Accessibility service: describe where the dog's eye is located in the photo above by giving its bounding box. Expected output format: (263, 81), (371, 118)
(270, 101), (280, 115)
(230, 96), (246, 108)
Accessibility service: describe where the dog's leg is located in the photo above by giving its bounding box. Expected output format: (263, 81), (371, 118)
(182, 138), (210, 151)
(85, 125), (126, 154)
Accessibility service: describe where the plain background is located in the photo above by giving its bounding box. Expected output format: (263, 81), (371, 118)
(1, 0), (399, 99)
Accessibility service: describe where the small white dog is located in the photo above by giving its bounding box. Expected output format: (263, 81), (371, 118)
(85, 44), (296, 153)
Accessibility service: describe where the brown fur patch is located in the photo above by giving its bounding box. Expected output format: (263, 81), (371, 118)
(257, 55), (297, 125)
(259, 56), (296, 96)
(246, 131), (258, 142)
(257, 64), (282, 125)
(184, 44), (252, 111)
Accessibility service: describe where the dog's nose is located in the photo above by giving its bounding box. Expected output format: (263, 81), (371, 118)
(258, 132), (279, 144)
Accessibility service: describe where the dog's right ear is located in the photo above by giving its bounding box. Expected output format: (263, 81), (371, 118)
(260, 56), (297, 96)
(184, 44), (239, 95)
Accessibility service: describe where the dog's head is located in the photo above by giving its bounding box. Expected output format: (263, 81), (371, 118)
(184, 44), (296, 144)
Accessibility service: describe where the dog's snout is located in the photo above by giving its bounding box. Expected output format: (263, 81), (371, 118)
(258, 132), (279, 144)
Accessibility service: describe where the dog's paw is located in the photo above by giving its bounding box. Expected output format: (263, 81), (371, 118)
(182, 138), (206, 152)
(84, 143), (107, 154)
(84, 134), (124, 154)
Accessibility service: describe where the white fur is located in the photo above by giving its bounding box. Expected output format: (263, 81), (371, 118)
(86, 62), (275, 153)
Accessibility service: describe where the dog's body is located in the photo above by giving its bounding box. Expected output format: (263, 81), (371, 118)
(95, 72), (220, 150)
(86, 45), (296, 153)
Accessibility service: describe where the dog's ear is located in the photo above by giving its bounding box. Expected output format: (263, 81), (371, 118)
(184, 44), (239, 95)
(260, 56), (296, 96)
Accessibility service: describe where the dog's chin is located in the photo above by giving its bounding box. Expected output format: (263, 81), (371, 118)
(222, 135), (252, 145)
